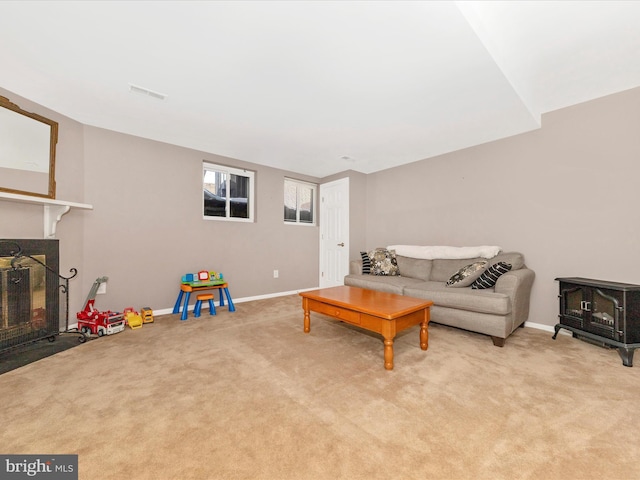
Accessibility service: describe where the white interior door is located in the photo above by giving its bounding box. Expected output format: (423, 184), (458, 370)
(319, 177), (349, 288)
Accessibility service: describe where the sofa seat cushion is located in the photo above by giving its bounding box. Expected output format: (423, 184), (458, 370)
(403, 281), (511, 316)
(343, 274), (425, 295)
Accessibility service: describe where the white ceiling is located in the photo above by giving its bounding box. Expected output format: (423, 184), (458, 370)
(2, 1), (640, 178)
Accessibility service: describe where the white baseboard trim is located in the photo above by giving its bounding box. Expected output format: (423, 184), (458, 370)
(66, 291), (564, 336)
(524, 321), (553, 333)
(64, 288), (319, 330)
(152, 287), (320, 317)
(524, 321), (569, 335)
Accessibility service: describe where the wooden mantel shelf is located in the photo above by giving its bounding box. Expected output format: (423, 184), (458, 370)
(0, 191), (93, 239)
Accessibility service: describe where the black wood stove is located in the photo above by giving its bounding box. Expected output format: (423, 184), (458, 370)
(553, 277), (640, 367)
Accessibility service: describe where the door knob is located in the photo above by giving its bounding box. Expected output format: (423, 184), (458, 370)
(337, 242), (345, 247)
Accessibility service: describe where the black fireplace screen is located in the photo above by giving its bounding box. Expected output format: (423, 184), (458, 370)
(0, 239), (60, 352)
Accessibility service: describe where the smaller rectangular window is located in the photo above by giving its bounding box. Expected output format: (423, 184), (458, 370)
(284, 178), (316, 225)
(203, 162), (255, 222)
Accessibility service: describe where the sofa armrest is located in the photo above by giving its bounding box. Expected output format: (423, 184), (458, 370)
(494, 268), (535, 329)
(349, 260), (363, 275)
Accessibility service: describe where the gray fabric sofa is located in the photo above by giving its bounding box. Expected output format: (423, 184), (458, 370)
(344, 251), (535, 346)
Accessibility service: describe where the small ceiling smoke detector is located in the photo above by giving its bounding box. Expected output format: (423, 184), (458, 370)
(128, 83), (167, 100)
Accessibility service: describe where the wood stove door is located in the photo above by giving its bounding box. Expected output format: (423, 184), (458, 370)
(588, 288), (621, 341)
(559, 284), (585, 330)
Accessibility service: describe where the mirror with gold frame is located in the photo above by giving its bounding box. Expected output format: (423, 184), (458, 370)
(0, 96), (57, 199)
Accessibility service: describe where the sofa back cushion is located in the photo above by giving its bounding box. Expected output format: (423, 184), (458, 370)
(489, 252), (525, 270)
(395, 255), (432, 281)
(353, 251), (526, 281)
(431, 252), (525, 282)
(431, 257), (485, 282)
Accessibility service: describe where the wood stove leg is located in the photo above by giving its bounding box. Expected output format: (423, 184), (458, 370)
(617, 347), (635, 367)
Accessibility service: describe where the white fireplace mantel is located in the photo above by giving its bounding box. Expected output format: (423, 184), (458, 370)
(0, 192), (93, 239)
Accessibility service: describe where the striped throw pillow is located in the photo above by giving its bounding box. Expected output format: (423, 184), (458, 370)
(471, 262), (512, 289)
(360, 251), (371, 275)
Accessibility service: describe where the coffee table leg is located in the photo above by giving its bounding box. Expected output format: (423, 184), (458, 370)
(420, 320), (429, 350)
(304, 310), (311, 333)
(303, 299), (311, 333)
(384, 338), (394, 370)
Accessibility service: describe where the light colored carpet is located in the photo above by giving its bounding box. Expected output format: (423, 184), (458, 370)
(1, 294), (639, 480)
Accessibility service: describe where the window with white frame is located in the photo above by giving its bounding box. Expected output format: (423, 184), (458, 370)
(203, 162), (255, 222)
(284, 178), (316, 225)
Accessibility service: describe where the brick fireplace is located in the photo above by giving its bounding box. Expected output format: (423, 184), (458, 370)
(0, 239), (60, 352)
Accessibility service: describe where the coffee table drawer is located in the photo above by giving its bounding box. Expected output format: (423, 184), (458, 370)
(309, 300), (361, 325)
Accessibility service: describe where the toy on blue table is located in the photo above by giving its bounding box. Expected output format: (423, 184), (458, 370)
(181, 270), (224, 284)
(195, 270), (207, 281)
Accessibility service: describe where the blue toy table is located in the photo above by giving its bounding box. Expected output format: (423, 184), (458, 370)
(173, 281), (235, 320)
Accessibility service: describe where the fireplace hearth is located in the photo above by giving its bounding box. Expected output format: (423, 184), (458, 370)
(0, 239), (71, 352)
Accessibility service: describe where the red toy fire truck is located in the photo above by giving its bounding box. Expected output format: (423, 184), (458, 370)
(76, 276), (125, 337)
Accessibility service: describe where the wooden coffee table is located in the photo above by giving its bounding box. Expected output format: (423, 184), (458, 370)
(299, 286), (433, 370)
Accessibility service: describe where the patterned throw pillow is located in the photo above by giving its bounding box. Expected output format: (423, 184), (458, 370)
(471, 262), (512, 289)
(446, 261), (488, 288)
(368, 248), (400, 276)
(360, 251), (371, 275)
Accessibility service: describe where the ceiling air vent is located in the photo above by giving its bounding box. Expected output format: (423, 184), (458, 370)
(128, 83), (167, 100)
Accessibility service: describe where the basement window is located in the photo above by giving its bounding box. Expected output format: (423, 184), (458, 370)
(284, 178), (316, 225)
(203, 162), (255, 222)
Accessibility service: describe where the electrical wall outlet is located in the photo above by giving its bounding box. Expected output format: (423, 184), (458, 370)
(273, 270), (279, 278)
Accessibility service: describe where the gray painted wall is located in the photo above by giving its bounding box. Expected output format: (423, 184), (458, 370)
(0, 86), (321, 318)
(80, 127), (321, 312)
(364, 86), (640, 329)
(2, 85), (639, 331)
